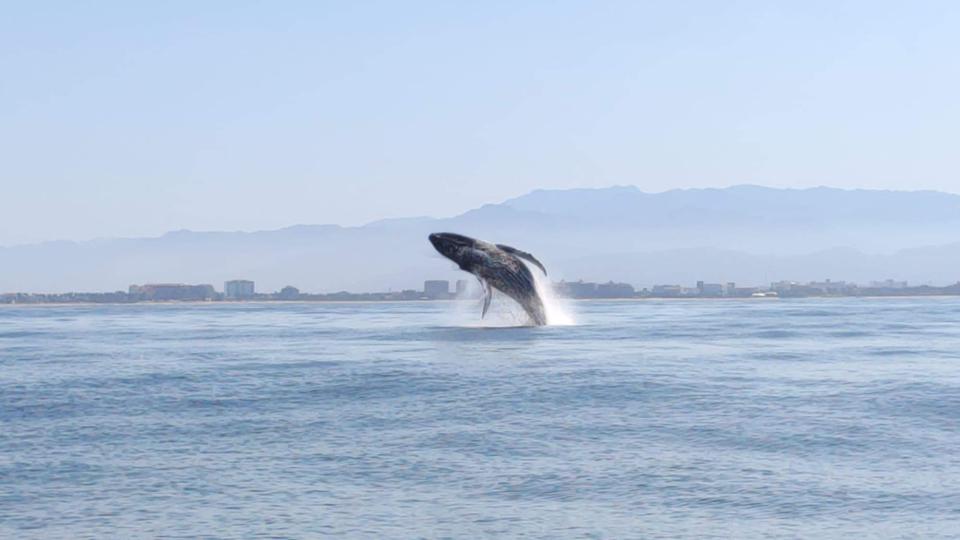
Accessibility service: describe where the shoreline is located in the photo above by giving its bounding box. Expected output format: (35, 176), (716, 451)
(4, 294), (960, 308)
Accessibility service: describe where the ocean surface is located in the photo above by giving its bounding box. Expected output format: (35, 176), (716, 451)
(1, 298), (959, 539)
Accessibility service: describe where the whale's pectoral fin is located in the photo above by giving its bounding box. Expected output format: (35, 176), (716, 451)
(496, 244), (547, 275)
(479, 278), (492, 318)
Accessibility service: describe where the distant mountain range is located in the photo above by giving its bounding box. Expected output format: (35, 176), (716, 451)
(4, 185), (960, 293)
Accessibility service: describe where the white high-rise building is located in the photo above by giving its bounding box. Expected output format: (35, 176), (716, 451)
(224, 280), (255, 299)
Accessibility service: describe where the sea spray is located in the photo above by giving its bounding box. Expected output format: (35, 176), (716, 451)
(531, 270), (577, 326)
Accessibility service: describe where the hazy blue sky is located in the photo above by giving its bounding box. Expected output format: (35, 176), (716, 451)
(2, 1), (958, 245)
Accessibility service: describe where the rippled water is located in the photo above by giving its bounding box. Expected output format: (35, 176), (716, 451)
(2, 298), (959, 538)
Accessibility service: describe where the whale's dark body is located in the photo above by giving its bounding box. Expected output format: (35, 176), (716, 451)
(428, 233), (548, 326)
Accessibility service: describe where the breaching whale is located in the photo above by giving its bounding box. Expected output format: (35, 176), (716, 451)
(428, 232), (548, 326)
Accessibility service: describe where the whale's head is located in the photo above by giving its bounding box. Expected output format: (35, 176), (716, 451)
(429, 232), (478, 269)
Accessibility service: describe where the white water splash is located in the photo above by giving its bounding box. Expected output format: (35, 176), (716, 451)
(532, 270), (577, 326)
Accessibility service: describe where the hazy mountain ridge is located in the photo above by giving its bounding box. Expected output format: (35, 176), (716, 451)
(505, 185), (960, 225)
(3, 186), (960, 293)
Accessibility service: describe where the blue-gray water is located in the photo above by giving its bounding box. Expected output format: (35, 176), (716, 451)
(2, 298), (959, 538)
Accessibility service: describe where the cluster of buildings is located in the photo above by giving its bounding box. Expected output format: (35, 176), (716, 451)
(127, 280), (256, 301)
(642, 279), (957, 298)
(1, 280), (437, 304)
(646, 281), (757, 298)
(4, 277), (960, 305)
(2, 280), (258, 304)
(418, 278), (960, 300)
(556, 280), (636, 298)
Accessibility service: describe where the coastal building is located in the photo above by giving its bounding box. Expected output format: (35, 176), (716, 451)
(696, 281), (725, 297)
(129, 283), (217, 301)
(423, 280), (450, 299)
(596, 281), (635, 298)
(870, 279), (908, 289)
(770, 281), (799, 293)
(808, 279), (849, 294)
(727, 286), (761, 297)
(455, 279), (470, 296)
(772, 279), (855, 297)
(557, 280), (597, 298)
(554, 280), (635, 298)
(651, 284), (683, 297)
(225, 280), (255, 299)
